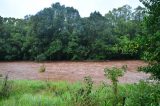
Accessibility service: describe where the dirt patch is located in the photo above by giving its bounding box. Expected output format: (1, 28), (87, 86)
(0, 60), (150, 83)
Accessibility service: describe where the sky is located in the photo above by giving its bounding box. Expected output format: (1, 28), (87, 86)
(0, 0), (143, 19)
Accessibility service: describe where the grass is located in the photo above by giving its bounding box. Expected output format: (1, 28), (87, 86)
(0, 80), (159, 106)
(0, 80), (81, 106)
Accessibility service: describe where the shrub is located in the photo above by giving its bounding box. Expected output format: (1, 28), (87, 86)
(104, 66), (126, 106)
(35, 54), (46, 62)
(138, 63), (160, 80)
(70, 76), (97, 106)
(81, 76), (94, 106)
(39, 64), (46, 73)
(0, 74), (2, 77)
(0, 74), (12, 99)
(125, 81), (160, 106)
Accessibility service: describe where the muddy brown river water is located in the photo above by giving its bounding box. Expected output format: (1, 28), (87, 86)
(0, 60), (150, 83)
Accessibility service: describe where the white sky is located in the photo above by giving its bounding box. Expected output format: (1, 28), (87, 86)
(0, 0), (143, 19)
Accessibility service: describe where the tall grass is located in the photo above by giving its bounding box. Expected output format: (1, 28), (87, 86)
(0, 80), (159, 106)
(0, 74), (12, 99)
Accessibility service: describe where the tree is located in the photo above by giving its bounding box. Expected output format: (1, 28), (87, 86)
(104, 66), (126, 106)
(139, 0), (160, 80)
(133, 6), (146, 22)
(140, 0), (160, 33)
(0, 3), (146, 61)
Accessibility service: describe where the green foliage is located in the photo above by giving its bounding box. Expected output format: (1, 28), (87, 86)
(116, 36), (140, 59)
(140, 0), (160, 33)
(46, 39), (63, 60)
(0, 79), (159, 106)
(0, 74), (12, 99)
(0, 2), (146, 61)
(141, 31), (160, 62)
(70, 76), (98, 106)
(104, 66), (126, 83)
(104, 66), (126, 106)
(138, 0), (160, 80)
(81, 76), (94, 106)
(125, 81), (160, 106)
(36, 54), (46, 61)
(139, 63), (160, 80)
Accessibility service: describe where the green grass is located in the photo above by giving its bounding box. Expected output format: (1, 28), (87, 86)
(0, 80), (159, 106)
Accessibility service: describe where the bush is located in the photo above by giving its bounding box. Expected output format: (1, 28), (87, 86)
(0, 74), (2, 77)
(138, 63), (160, 80)
(39, 64), (46, 73)
(81, 76), (94, 106)
(125, 81), (160, 106)
(104, 66), (126, 106)
(35, 54), (46, 62)
(70, 76), (98, 106)
(0, 74), (12, 99)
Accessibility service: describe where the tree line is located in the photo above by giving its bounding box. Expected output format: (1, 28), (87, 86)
(138, 0), (160, 80)
(0, 3), (147, 61)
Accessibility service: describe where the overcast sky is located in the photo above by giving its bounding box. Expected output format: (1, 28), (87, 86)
(0, 0), (143, 19)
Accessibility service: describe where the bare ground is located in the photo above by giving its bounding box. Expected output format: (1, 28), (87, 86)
(0, 60), (150, 83)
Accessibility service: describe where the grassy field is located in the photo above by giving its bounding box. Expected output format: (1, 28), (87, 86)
(0, 79), (159, 106)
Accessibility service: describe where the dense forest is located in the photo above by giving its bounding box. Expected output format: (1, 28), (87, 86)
(0, 3), (146, 61)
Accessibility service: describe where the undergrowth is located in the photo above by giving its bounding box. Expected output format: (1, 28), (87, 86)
(0, 80), (159, 106)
